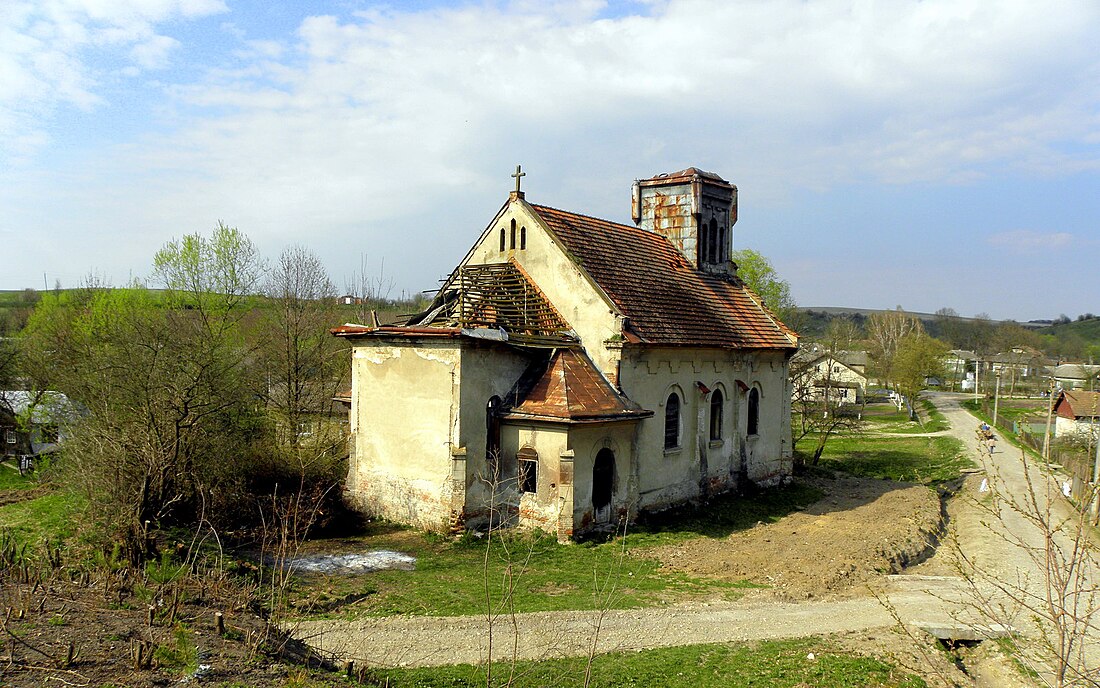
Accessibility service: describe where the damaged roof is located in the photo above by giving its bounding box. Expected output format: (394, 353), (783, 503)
(503, 349), (652, 423)
(531, 204), (797, 350)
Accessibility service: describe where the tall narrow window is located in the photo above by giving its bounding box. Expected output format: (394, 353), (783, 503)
(747, 387), (760, 436)
(664, 392), (680, 449)
(707, 218), (718, 264)
(709, 389), (724, 441)
(520, 225), (526, 250)
(517, 447), (538, 493)
(499, 228), (506, 252)
(718, 224), (728, 262)
(509, 219), (516, 249)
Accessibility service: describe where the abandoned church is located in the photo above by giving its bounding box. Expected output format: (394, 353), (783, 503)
(333, 167), (798, 540)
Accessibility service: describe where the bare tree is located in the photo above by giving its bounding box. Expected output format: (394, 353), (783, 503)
(790, 351), (865, 465)
(954, 451), (1100, 687)
(866, 307), (924, 402)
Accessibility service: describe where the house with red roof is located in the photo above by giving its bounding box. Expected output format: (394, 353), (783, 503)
(1053, 390), (1100, 439)
(333, 168), (798, 539)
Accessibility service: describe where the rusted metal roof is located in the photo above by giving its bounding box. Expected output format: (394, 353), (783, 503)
(531, 205), (798, 350)
(503, 349), (653, 423)
(330, 325), (463, 338)
(639, 167), (731, 187)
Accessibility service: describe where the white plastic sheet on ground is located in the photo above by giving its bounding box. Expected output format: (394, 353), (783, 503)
(281, 550), (415, 574)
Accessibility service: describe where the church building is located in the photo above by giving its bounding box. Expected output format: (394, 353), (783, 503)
(333, 167), (798, 540)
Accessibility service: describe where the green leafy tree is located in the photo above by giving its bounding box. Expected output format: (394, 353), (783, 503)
(892, 334), (948, 417)
(731, 248), (797, 323)
(21, 225), (268, 562)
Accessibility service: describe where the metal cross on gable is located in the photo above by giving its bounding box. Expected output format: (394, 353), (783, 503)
(511, 164), (525, 193)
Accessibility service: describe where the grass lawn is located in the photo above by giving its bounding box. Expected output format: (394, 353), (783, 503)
(364, 637), (925, 687)
(859, 400), (948, 434)
(290, 482), (823, 618)
(0, 462), (41, 490)
(0, 489), (83, 546)
(816, 435), (972, 484)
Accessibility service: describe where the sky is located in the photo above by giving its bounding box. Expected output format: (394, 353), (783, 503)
(2, 0), (1098, 322)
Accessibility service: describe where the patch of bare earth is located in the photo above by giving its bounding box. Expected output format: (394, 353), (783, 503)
(652, 474), (943, 600)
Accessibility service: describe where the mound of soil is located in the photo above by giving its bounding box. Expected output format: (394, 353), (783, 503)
(651, 474), (943, 599)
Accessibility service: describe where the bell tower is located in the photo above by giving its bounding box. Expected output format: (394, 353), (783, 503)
(631, 167), (737, 276)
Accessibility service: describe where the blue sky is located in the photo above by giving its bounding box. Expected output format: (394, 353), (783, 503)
(2, 0), (1098, 321)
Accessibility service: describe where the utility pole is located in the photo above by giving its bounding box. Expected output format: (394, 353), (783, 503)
(993, 370), (1002, 427)
(1042, 377), (1056, 462)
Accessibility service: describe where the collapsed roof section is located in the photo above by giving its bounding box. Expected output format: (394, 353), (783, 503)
(411, 260), (576, 348)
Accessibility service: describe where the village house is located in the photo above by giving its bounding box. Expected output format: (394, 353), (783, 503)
(333, 167), (798, 540)
(790, 347), (867, 406)
(1052, 390), (1100, 439)
(0, 391), (73, 471)
(1050, 363), (1100, 391)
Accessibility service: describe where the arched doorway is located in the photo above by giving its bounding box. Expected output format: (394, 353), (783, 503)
(592, 448), (615, 524)
(486, 396), (502, 480)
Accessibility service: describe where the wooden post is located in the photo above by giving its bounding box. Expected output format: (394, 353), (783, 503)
(147, 605), (155, 626)
(1043, 378), (1056, 462)
(215, 611), (225, 636)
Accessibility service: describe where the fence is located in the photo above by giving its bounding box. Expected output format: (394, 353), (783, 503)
(978, 398), (1097, 501)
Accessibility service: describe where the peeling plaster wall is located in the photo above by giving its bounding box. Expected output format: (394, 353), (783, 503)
(567, 424), (639, 530)
(346, 340), (461, 531)
(497, 423), (571, 535)
(456, 343), (532, 521)
(618, 347), (793, 513)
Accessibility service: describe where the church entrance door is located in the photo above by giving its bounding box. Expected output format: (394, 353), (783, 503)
(592, 448), (614, 524)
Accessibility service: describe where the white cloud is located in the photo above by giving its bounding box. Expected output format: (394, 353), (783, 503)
(987, 230), (1077, 253)
(4, 0), (1100, 313)
(0, 0), (226, 159)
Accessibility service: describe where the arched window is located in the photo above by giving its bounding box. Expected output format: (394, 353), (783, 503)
(499, 228), (506, 252)
(718, 224), (728, 262)
(664, 392), (680, 450)
(517, 446), (538, 494)
(520, 225), (527, 250)
(709, 389), (724, 441)
(509, 219), (516, 249)
(747, 387), (760, 436)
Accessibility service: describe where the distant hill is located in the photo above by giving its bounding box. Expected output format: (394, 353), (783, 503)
(1037, 317), (1100, 341)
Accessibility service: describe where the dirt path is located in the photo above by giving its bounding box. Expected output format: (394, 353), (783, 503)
(293, 394), (1094, 684)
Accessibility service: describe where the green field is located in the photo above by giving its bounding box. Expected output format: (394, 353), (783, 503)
(817, 435), (971, 484)
(364, 637), (925, 688)
(289, 482), (823, 619)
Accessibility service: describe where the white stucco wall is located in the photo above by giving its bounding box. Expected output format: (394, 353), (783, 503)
(346, 339), (462, 530)
(618, 346), (792, 513)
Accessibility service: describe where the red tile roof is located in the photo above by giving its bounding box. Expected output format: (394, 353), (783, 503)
(531, 204), (797, 350)
(1055, 390), (1100, 420)
(504, 349), (652, 423)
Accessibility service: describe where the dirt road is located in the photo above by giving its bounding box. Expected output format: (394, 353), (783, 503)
(293, 393), (1097, 683)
